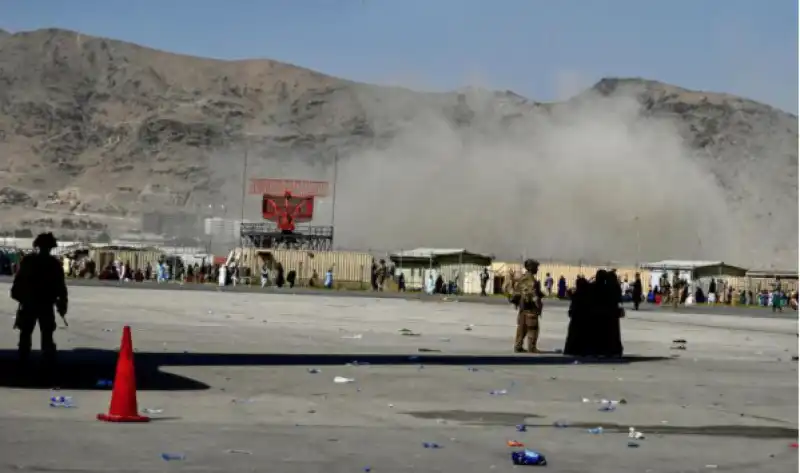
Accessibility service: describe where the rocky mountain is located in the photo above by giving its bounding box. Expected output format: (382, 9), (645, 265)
(0, 28), (796, 267)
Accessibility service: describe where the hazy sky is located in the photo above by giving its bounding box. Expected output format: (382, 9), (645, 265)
(2, 0), (797, 112)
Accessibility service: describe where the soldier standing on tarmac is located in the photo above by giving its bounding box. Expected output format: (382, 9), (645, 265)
(11, 232), (68, 370)
(509, 259), (544, 353)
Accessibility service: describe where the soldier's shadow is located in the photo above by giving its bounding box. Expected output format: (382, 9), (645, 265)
(0, 348), (209, 391)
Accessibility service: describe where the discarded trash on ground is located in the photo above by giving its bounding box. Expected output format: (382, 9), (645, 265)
(142, 408), (163, 414)
(346, 361), (370, 366)
(334, 376), (355, 384)
(341, 334), (363, 339)
(516, 424), (527, 432)
(418, 348), (441, 353)
(161, 453), (186, 461)
(490, 389), (509, 396)
(671, 339), (687, 350)
(507, 440), (524, 447)
(587, 427), (604, 434)
(225, 449), (253, 455)
(50, 396), (75, 408)
(422, 442), (442, 449)
(553, 420), (569, 428)
(511, 449), (547, 466)
(307, 368), (321, 374)
(464, 324), (474, 331)
(628, 427), (645, 439)
(627, 441), (640, 448)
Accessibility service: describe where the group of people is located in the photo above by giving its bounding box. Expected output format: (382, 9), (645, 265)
(508, 260), (625, 357)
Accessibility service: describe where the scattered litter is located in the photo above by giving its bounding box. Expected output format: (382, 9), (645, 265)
(627, 441), (640, 448)
(49, 396), (75, 408)
(231, 398), (255, 404)
(95, 379), (113, 388)
(161, 453), (186, 461)
(628, 427), (645, 439)
(102, 328), (113, 332)
(307, 368), (321, 374)
(671, 339), (687, 350)
(401, 332), (421, 337)
(334, 376), (355, 384)
(587, 427), (604, 434)
(341, 334), (363, 339)
(467, 367), (480, 372)
(418, 348), (441, 353)
(516, 424), (527, 432)
(388, 404), (394, 408)
(598, 403), (616, 412)
(464, 324), (474, 331)
(553, 420), (569, 428)
(142, 408), (163, 414)
(346, 361), (370, 366)
(511, 449), (547, 466)
(225, 449), (252, 455)
(507, 440), (524, 447)
(489, 389), (508, 396)
(422, 442), (442, 449)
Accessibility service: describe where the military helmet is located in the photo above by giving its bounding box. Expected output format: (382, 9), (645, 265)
(33, 232), (58, 250)
(523, 258), (540, 273)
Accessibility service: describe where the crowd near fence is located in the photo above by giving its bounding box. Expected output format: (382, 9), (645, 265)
(1, 237), (796, 297)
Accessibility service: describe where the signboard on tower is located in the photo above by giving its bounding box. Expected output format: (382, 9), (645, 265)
(249, 179), (330, 197)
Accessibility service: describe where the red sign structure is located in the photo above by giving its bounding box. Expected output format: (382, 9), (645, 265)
(249, 179), (329, 197)
(262, 192), (315, 232)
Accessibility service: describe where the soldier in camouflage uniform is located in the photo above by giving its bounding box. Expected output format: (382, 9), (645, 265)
(510, 259), (544, 353)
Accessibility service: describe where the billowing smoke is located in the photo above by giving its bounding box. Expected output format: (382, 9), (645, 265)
(334, 87), (740, 265)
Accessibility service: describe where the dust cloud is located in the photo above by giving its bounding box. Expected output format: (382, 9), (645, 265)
(333, 88), (741, 265)
(204, 85), (744, 265)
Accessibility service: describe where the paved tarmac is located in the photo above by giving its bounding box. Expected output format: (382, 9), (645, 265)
(0, 283), (797, 472)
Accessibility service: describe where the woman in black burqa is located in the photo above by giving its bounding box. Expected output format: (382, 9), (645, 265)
(596, 270), (624, 357)
(564, 276), (592, 356)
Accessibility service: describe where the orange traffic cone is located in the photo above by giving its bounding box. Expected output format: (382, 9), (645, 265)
(97, 326), (150, 423)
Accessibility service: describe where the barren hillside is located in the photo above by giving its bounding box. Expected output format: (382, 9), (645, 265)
(0, 28), (796, 267)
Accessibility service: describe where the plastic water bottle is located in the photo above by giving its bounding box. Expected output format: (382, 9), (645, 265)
(422, 442), (442, 449)
(161, 453), (186, 461)
(516, 424), (527, 432)
(511, 449), (547, 466)
(50, 396), (75, 408)
(553, 420), (569, 428)
(490, 389), (508, 395)
(588, 427), (604, 434)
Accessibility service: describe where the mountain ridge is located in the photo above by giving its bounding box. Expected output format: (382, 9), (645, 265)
(0, 28), (796, 267)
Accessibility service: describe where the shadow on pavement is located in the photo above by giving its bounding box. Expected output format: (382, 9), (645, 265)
(0, 348), (670, 391)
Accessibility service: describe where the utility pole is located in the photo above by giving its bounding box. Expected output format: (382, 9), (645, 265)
(239, 147), (249, 231)
(330, 150), (339, 247)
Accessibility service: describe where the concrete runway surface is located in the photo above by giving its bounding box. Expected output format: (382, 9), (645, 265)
(0, 283), (797, 472)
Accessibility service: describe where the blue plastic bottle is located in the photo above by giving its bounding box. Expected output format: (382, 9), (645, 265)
(511, 449), (547, 466)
